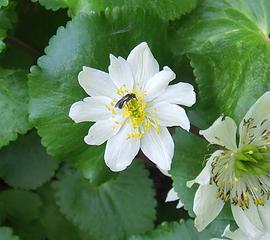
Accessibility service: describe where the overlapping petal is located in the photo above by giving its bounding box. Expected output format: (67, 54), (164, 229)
(127, 42), (159, 88)
(193, 184), (224, 232)
(78, 66), (117, 98)
(109, 54), (134, 90)
(148, 102), (190, 130)
(199, 116), (237, 151)
(187, 150), (223, 188)
(104, 123), (140, 171)
(258, 203), (270, 232)
(69, 96), (111, 123)
(154, 82), (196, 107)
(141, 127), (174, 171)
(231, 203), (264, 239)
(144, 66), (176, 102)
(84, 116), (123, 145)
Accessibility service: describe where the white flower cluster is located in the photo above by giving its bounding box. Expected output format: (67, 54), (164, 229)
(69, 42), (270, 240)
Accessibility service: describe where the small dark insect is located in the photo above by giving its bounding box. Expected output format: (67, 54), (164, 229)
(115, 93), (137, 109)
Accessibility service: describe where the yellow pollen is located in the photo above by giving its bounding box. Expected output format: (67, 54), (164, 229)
(114, 89), (161, 140)
(123, 93), (147, 129)
(127, 132), (144, 141)
(255, 198), (265, 206)
(116, 86), (128, 96)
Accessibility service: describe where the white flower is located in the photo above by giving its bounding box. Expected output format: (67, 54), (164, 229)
(69, 42), (196, 172)
(187, 92), (270, 238)
(165, 187), (184, 209)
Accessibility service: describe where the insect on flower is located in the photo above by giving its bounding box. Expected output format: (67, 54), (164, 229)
(115, 93), (137, 109)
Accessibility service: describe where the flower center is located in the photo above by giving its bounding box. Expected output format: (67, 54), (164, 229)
(234, 144), (270, 177)
(122, 93), (147, 129)
(210, 145), (270, 209)
(107, 86), (161, 141)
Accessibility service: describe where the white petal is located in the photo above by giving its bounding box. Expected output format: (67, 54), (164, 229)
(165, 188), (179, 202)
(149, 102), (190, 131)
(231, 202), (264, 239)
(187, 150), (223, 188)
(194, 184), (225, 232)
(176, 200), (184, 209)
(108, 54), (134, 90)
(239, 91), (270, 146)
(258, 202), (270, 232)
(199, 116), (238, 151)
(127, 42), (159, 88)
(144, 66), (176, 102)
(222, 225), (248, 240)
(165, 188), (184, 209)
(104, 123), (140, 171)
(69, 96), (111, 123)
(84, 117), (123, 145)
(154, 82), (196, 107)
(261, 233), (270, 240)
(141, 127), (174, 171)
(78, 66), (117, 98)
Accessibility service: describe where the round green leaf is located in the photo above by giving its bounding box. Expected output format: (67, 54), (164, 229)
(0, 69), (31, 149)
(173, 0), (270, 124)
(0, 190), (42, 225)
(0, 227), (20, 240)
(53, 161), (156, 240)
(28, 8), (169, 182)
(38, 184), (91, 240)
(0, 130), (58, 190)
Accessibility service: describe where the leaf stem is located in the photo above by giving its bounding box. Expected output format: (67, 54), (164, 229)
(5, 35), (41, 59)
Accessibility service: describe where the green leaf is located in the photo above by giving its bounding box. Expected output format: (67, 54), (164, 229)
(53, 162), (156, 240)
(0, 227), (20, 240)
(14, 221), (46, 240)
(0, 130), (58, 190)
(0, 1), (17, 51)
(170, 127), (234, 222)
(173, 0), (270, 124)
(33, 0), (197, 21)
(38, 184), (91, 240)
(129, 219), (218, 240)
(0, 190), (42, 225)
(0, 0), (8, 8)
(28, 9), (169, 182)
(0, 190), (45, 240)
(0, 69), (32, 149)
